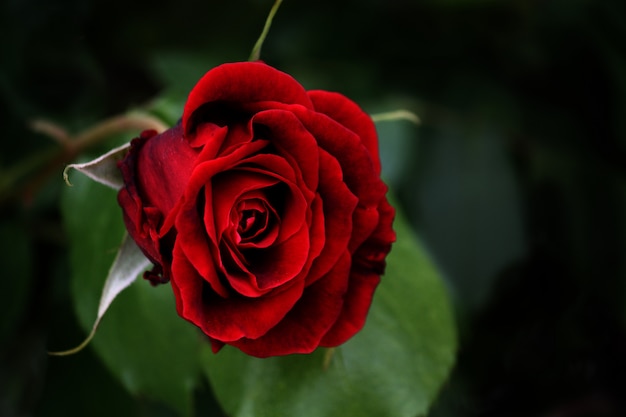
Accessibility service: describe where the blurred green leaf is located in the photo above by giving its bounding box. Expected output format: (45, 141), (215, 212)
(147, 51), (220, 125)
(61, 172), (201, 417)
(202, 206), (457, 417)
(411, 122), (526, 314)
(376, 116), (420, 188)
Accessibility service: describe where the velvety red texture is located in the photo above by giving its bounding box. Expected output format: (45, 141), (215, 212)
(117, 61), (395, 357)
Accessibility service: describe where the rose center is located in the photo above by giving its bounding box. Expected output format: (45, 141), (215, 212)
(233, 199), (272, 244)
(238, 208), (267, 238)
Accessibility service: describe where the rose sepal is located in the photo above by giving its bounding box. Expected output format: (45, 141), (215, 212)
(49, 233), (151, 355)
(62, 142), (131, 190)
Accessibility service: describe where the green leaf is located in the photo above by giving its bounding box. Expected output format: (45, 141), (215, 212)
(412, 121), (525, 314)
(60, 171), (201, 417)
(202, 207), (457, 417)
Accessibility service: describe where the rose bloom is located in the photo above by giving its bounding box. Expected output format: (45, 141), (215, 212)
(118, 62), (395, 357)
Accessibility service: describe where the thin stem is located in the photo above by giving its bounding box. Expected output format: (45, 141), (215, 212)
(29, 120), (71, 145)
(71, 113), (168, 151)
(249, 0), (283, 61)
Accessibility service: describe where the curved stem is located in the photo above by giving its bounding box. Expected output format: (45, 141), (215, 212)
(249, 0), (283, 61)
(70, 113), (168, 152)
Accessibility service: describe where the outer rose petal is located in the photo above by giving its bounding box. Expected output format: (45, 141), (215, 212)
(288, 106), (388, 252)
(319, 267), (381, 347)
(289, 105), (386, 208)
(321, 198), (395, 346)
(305, 150), (358, 285)
(229, 251), (352, 357)
(118, 125), (198, 282)
(308, 90), (382, 174)
(134, 123), (197, 215)
(183, 62), (314, 135)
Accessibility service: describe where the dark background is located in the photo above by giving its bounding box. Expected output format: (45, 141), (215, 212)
(1, 0), (625, 416)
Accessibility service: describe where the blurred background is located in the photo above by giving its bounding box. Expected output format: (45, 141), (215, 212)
(1, 0), (625, 416)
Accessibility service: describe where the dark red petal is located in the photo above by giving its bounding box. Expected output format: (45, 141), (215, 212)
(305, 149), (358, 285)
(319, 268), (381, 347)
(308, 90), (381, 175)
(353, 198), (396, 274)
(117, 128), (191, 279)
(134, 123), (197, 216)
(175, 190), (230, 297)
(290, 106), (387, 209)
(232, 198), (280, 249)
(188, 123), (230, 155)
(229, 159), (312, 244)
(210, 170), (279, 244)
(229, 251), (352, 357)
(321, 201), (395, 347)
(183, 62), (314, 135)
(243, 222), (310, 291)
(171, 241), (306, 341)
(251, 109), (320, 192)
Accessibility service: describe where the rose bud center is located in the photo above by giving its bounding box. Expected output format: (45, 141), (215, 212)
(230, 197), (279, 248)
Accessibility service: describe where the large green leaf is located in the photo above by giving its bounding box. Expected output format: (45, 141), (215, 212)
(60, 171), (201, 416)
(202, 208), (457, 417)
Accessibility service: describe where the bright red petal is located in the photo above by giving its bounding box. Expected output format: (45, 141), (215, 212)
(183, 62), (314, 135)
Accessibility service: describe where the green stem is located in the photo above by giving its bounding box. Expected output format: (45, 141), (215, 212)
(249, 0), (283, 61)
(70, 113), (168, 151)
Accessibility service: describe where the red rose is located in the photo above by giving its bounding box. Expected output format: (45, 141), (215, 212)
(117, 62), (395, 357)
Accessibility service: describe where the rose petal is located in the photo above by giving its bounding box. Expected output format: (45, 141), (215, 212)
(319, 268), (381, 347)
(228, 159), (312, 244)
(210, 170), (280, 244)
(251, 109), (320, 192)
(175, 188), (230, 297)
(183, 62), (314, 135)
(321, 200), (395, 346)
(232, 198), (279, 249)
(352, 198), (396, 274)
(305, 149), (358, 285)
(308, 90), (381, 175)
(290, 106), (387, 209)
(135, 123), (197, 215)
(244, 221), (310, 291)
(171, 242), (306, 341)
(229, 251), (352, 357)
